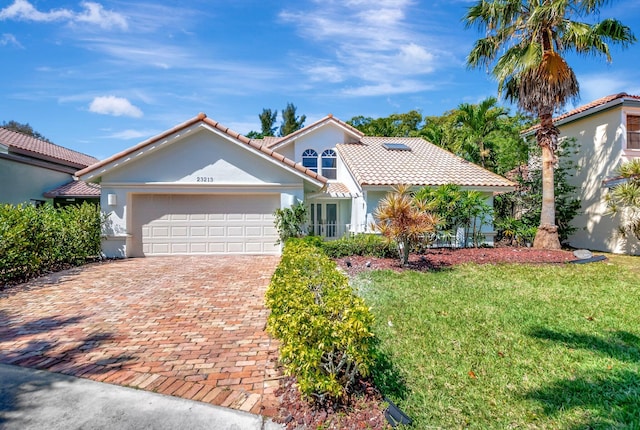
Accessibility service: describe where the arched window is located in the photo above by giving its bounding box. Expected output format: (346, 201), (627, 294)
(321, 149), (337, 180)
(302, 149), (318, 172)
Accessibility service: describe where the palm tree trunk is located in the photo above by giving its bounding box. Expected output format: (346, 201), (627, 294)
(533, 108), (561, 250)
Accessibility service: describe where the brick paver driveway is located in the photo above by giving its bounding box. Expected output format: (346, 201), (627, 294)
(0, 256), (282, 416)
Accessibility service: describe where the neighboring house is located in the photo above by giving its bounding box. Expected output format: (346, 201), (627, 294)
(0, 127), (99, 206)
(78, 113), (515, 258)
(525, 92), (640, 255)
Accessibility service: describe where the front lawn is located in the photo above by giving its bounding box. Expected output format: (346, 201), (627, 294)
(356, 260), (640, 428)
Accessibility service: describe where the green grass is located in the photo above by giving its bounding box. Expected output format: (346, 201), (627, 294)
(355, 260), (640, 429)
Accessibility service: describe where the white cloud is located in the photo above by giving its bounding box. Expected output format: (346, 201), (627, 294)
(89, 96), (143, 118)
(279, 2), (442, 97)
(0, 33), (22, 47)
(0, 0), (72, 22)
(74, 2), (128, 30)
(343, 81), (434, 97)
(0, 0), (127, 30)
(104, 129), (155, 140)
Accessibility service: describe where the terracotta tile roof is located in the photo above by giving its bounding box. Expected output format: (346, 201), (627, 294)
(266, 114), (363, 149)
(0, 127), (98, 168)
(43, 180), (101, 198)
(523, 93), (640, 134)
(76, 113), (327, 185)
(326, 182), (351, 194)
(337, 137), (516, 188)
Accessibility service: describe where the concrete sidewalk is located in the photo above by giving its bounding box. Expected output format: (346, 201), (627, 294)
(0, 364), (283, 430)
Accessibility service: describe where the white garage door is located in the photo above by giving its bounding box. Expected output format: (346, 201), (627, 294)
(132, 194), (280, 256)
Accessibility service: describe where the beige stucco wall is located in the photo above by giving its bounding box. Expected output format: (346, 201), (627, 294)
(559, 107), (640, 254)
(95, 127), (312, 258)
(0, 157), (72, 205)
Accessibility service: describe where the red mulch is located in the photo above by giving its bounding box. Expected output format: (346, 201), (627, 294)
(277, 247), (577, 428)
(336, 247), (576, 277)
(276, 377), (390, 430)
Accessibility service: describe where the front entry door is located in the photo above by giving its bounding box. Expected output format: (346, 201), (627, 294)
(310, 203), (338, 238)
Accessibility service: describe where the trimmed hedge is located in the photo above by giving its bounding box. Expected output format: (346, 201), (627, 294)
(0, 202), (103, 284)
(320, 233), (396, 259)
(265, 239), (376, 402)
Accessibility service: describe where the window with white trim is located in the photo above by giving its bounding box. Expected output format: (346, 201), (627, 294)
(627, 115), (640, 149)
(302, 149), (318, 172)
(321, 149), (337, 180)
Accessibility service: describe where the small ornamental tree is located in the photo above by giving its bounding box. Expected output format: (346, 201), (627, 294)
(606, 159), (640, 240)
(372, 184), (438, 265)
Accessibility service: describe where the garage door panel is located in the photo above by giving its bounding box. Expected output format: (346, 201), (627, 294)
(133, 194), (280, 256)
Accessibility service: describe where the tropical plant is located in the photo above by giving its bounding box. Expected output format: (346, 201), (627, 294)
(605, 158), (640, 240)
(466, 0), (635, 249)
(455, 97), (508, 169)
(415, 184), (493, 248)
(372, 185), (438, 265)
(273, 202), (307, 244)
(494, 139), (581, 244)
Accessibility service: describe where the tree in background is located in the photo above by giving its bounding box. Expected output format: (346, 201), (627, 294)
(494, 138), (581, 245)
(279, 103), (306, 137)
(455, 97), (507, 170)
(466, 0), (635, 249)
(1, 120), (51, 142)
(605, 159), (640, 240)
(259, 108), (278, 137)
(348, 110), (423, 137)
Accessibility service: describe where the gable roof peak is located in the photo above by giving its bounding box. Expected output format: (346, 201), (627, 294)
(76, 113), (326, 185)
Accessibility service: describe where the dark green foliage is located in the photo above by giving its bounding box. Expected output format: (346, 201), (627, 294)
(495, 139), (581, 244)
(414, 184), (493, 248)
(273, 202), (307, 244)
(279, 103), (306, 137)
(347, 110), (423, 137)
(265, 239), (376, 402)
(0, 202), (104, 284)
(321, 234), (396, 258)
(259, 108), (278, 137)
(1, 120), (51, 142)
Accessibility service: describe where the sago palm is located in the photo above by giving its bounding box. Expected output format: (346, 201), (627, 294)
(465, 0), (635, 249)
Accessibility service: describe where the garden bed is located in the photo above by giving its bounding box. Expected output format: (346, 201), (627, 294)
(337, 247), (575, 276)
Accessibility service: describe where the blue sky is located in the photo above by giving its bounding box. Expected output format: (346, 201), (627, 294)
(1, 0), (639, 160)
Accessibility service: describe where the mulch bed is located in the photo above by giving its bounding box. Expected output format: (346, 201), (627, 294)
(275, 377), (390, 430)
(336, 247), (576, 277)
(277, 247), (579, 428)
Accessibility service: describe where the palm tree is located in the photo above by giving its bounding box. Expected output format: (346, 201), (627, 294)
(465, 0), (635, 249)
(455, 96), (508, 169)
(373, 185), (438, 265)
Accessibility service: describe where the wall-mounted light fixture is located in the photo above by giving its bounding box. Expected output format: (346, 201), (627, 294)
(107, 193), (117, 206)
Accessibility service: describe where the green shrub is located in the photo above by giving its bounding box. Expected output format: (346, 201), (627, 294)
(0, 202), (103, 284)
(273, 202), (307, 244)
(265, 239), (376, 402)
(321, 233), (396, 258)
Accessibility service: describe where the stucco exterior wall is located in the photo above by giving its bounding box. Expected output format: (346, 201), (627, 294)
(559, 107), (640, 254)
(292, 127), (349, 162)
(105, 129), (300, 185)
(96, 128), (310, 258)
(0, 157), (72, 204)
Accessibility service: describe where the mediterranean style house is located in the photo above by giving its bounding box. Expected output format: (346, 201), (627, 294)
(77, 113), (515, 258)
(526, 92), (640, 254)
(0, 127), (99, 206)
